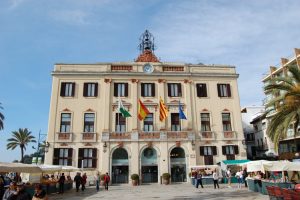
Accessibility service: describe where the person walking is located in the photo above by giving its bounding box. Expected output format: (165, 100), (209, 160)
(195, 171), (203, 189)
(235, 170), (242, 189)
(74, 173), (82, 192)
(104, 173), (110, 191)
(81, 173), (87, 191)
(226, 168), (232, 188)
(213, 169), (219, 189)
(243, 168), (248, 187)
(58, 173), (65, 194)
(94, 172), (100, 192)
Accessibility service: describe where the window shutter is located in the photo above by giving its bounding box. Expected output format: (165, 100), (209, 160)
(212, 146), (217, 155)
(124, 83), (128, 97)
(78, 148), (84, 168)
(203, 84), (207, 97)
(178, 84), (182, 96)
(92, 148), (97, 168)
(83, 83), (88, 97)
(222, 146), (226, 155)
(71, 83), (75, 97)
(114, 83), (118, 97)
(196, 84), (200, 97)
(167, 84), (171, 96)
(151, 83), (155, 97)
(141, 83), (145, 97)
(200, 146), (204, 156)
(217, 84), (221, 97)
(234, 145), (239, 155)
(67, 148), (73, 166)
(94, 83), (98, 97)
(60, 83), (66, 97)
(227, 84), (231, 97)
(53, 148), (59, 165)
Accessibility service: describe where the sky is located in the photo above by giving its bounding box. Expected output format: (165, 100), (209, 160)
(1, 0), (300, 162)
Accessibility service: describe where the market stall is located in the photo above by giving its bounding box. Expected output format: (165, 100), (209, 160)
(220, 160), (249, 183)
(190, 165), (221, 185)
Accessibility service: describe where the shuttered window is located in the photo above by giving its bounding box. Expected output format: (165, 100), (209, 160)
(167, 83), (182, 97)
(83, 83), (98, 97)
(53, 148), (72, 166)
(171, 113), (180, 131)
(78, 148), (97, 168)
(114, 83), (128, 97)
(196, 83), (207, 97)
(217, 84), (231, 97)
(141, 83), (155, 97)
(60, 82), (75, 97)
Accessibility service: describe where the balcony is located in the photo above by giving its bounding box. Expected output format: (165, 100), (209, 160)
(199, 131), (215, 140)
(56, 132), (73, 142)
(222, 131), (237, 140)
(101, 131), (195, 142)
(81, 132), (97, 142)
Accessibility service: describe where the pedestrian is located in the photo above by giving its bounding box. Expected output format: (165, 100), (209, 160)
(58, 173), (65, 194)
(195, 170), (203, 189)
(32, 184), (48, 200)
(2, 182), (17, 200)
(81, 173), (87, 191)
(74, 173), (82, 192)
(235, 170), (242, 189)
(243, 168), (248, 187)
(0, 175), (5, 200)
(226, 168), (232, 188)
(213, 169), (219, 189)
(94, 172), (100, 192)
(13, 184), (31, 200)
(104, 173), (110, 191)
(13, 173), (21, 184)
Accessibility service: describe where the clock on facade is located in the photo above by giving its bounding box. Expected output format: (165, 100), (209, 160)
(143, 63), (154, 74)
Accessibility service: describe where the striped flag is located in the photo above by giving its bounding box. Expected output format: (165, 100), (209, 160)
(138, 99), (150, 121)
(118, 98), (131, 117)
(159, 97), (168, 121)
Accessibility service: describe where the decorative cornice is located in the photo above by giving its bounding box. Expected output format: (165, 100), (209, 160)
(104, 78), (112, 83)
(63, 108), (70, 112)
(158, 79), (166, 83)
(86, 108), (94, 112)
(131, 79), (139, 83)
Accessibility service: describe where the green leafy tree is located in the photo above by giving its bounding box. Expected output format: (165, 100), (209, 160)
(0, 103), (4, 130)
(264, 65), (300, 150)
(7, 128), (36, 163)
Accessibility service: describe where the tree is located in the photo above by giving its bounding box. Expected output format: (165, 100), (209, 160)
(264, 65), (300, 150)
(7, 128), (36, 163)
(0, 103), (4, 130)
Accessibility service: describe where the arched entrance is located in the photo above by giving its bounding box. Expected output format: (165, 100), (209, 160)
(170, 147), (186, 182)
(111, 148), (129, 184)
(141, 147), (158, 183)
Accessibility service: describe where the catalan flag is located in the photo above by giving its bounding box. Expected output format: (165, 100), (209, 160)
(159, 97), (168, 121)
(138, 99), (150, 121)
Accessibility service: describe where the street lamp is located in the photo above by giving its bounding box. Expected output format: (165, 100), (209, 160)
(44, 142), (50, 153)
(103, 142), (107, 153)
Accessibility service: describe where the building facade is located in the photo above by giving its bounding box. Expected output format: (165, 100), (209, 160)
(45, 30), (246, 184)
(262, 48), (300, 160)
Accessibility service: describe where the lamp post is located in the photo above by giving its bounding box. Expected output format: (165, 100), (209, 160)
(103, 142), (107, 153)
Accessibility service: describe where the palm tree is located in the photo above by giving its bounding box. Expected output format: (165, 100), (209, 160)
(264, 65), (300, 150)
(7, 128), (36, 163)
(0, 103), (4, 130)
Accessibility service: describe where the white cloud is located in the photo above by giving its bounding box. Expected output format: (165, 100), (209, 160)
(50, 10), (90, 25)
(9, 0), (28, 9)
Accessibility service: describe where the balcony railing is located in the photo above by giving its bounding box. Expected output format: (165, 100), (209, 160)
(109, 132), (131, 140)
(223, 131), (237, 140)
(56, 132), (73, 142)
(199, 131), (215, 140)
(82, 132), (97, 142)
(139, 132), (160, 140)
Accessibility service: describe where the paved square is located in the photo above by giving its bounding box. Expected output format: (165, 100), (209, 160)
(50, 183), (268, 200)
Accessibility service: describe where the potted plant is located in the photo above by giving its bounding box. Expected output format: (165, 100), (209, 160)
(100, 174), (105, 186)
(162, 173), (171, 185)
(131, 174), (139, 186)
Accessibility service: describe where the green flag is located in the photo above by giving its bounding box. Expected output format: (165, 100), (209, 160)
(118, 98), (131, 117)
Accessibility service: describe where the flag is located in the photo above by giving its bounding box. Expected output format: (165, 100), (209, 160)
(179, 101), (187, 120)
(118, 98), (131, 117)
(159, 97), (168, 121)
(138, 99), (150, 121)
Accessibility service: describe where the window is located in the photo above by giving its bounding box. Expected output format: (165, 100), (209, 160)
(217, 84), (231, 97)
(222, 113), (232, 131)
(83, 83), (98, 97)
(144, 113), (153, 132)
(200, 146), (217, 165)
(60, 113), (71, 133)
(114, 83), (128, 97)
(222, 145), (239, 155)
(196, 84), (207, 97)
(141, 83), (155, 97)
(53, 148), (72, 166)
(168, 83), (182, 97)
(200, 113), (211, 131)
(115, 113), (126, 132)
(171, 113), (180, 131)
(84, 113), (95, 133)
(78, 148), (97, 168)
(60, 82), (75, 97)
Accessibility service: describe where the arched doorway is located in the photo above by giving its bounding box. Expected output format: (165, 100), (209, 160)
(170, 147), (186, 182)
(111, 148), (129, 184)
(141, 147), (158, 183)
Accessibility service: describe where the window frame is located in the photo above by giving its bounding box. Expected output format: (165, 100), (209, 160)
(115, 113), (126, 132)
(171, 113), (180, 131)
(222, 113), (232, 131)
(143, 113), (153, 132)
(141, 83), (155, 97)
(167, 83), (182, 97)
(83, 113), (95, 133)
(217, 84), (231, 97)
(196, 83), (208, 97)
(200, 113), (211, 131)
(60, 113), (71, 133)
(60, 82), (75, 97)
(83, 82), (98, 97)
(114, 83), (128, 97)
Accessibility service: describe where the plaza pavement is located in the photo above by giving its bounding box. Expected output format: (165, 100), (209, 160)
(50, 183), (268, 200)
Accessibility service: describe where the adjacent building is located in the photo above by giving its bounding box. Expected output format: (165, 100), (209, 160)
(45, 30), (246, 184)
(262, 48), (300, 160)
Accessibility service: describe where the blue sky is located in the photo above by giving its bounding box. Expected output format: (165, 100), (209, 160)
(1, 0), (300, 162)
